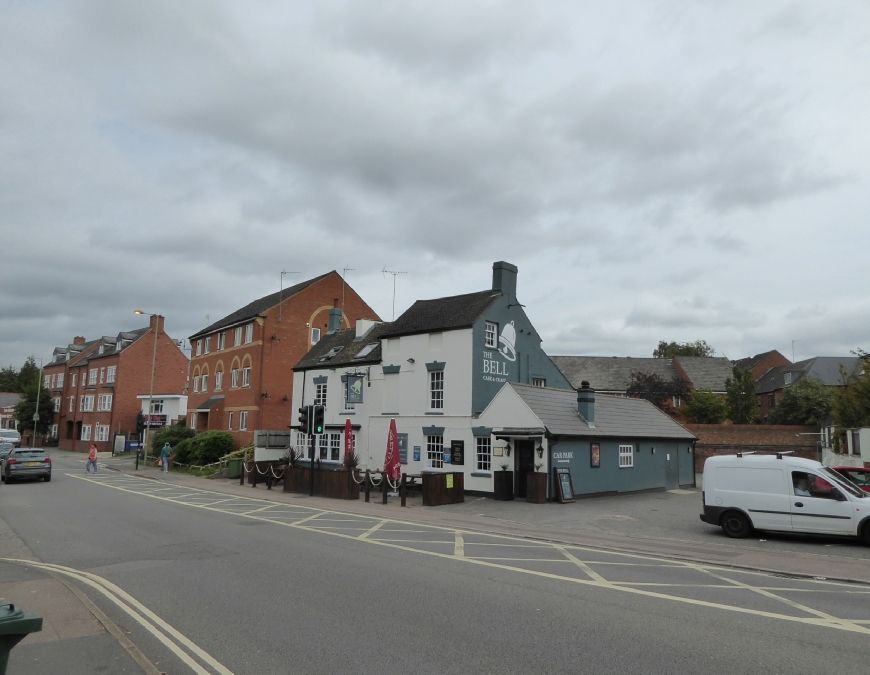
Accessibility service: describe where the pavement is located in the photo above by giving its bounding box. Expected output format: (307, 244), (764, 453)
(94, 450), (870, 585)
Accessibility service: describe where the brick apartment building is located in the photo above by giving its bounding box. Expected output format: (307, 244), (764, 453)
(47, 316), (188, 452)
(186, 271), (380, 447)
(0, 393), (21, 431)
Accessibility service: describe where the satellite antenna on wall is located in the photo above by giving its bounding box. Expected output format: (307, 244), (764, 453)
(279, 270), (300, 321)
(382, 266), (407, 321)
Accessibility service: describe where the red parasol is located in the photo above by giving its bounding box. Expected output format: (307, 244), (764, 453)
(343, 418), (353, 462)
(384, 418), (401, 481)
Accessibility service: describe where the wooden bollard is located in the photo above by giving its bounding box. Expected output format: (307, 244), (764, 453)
(400, 473), (407, 507)
(364, 469), (371, 503)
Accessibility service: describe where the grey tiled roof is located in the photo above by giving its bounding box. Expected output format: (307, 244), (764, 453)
(756, 365), (787, 394)
(507, 383), (696, 440)
(733, 350), (781, 371)
(189, 272), (331, 339)
(196, 396), (225, 411)
(83, 329), (150, 363)
(381, 290), (500, 338)
(50, 339), (99, 365)
(549, 356), (678, 392)
(756, 356), (860, 393)
(294, 322), (393, 370)
(0, 393), (22, 409)
(673, 357), (733, 392)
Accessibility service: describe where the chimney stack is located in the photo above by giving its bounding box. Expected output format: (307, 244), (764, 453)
(492, 261), (518, 301)
(577, 380), (595, 424)
(149, 315), (164, 333)
(73, 336), (86, 345)
(327, 308), (343, 334)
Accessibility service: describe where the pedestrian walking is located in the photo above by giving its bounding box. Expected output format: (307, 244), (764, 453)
(160, 443), (173, 473)
(86, 444), (98, 474)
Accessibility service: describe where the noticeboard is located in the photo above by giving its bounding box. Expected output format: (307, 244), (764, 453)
(451, 440), (464, 466)
(554, 467), (575, 503)
(398, 433), (408, 464)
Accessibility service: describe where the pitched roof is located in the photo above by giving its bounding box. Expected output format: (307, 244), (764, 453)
(673, 356), (733, 391)
(756, 357), (860, 393)
(733, 350), (782, 371)
(0, 392), (22, 409)
(381, 289), (500, 338)
(49, 339), (99, 366)
(506, 383), (696, 440)
(82, 328), (150, 363)
(294, 322), (394, 370)
(196, 396), (225, 411)
(549, 356), (678, 392)
(189, 272), (332, 339)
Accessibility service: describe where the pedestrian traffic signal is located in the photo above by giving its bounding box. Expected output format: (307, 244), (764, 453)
(313, 405), (325, 435)
(298, 405), (311, 434)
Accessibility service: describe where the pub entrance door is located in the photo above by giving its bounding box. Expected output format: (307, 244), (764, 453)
(515, 440), (535, 498)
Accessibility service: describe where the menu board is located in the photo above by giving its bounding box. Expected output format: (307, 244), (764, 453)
(451, 440), (465, 466)
(554, 467), (575, 503)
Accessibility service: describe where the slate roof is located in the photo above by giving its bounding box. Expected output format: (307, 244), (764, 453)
(506, 383), (696, 440)
(294, 322), (393, 371)
(196, 396), (225, 411)
(189, 272), (331, 339)
(0, 393), (22, 409)
(757, 357), (859, 394)
(49, 339), (99, 365)
(82, 329), (150, 363)
(673, 357), (733, 392)
(549, 356), (678, 392)
(381, 290), (500, 338)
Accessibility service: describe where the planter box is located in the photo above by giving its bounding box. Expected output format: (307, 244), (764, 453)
(283, 466), (360, 500)
(526, 472), (548, 504)
(493, 471), (514, 501)
(422, 472), (464, 506)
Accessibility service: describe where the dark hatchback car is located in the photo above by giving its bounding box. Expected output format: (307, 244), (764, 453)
(833, 466), (870, 493)
(2, 448), (51, 483)
(0, 442), (14, 461)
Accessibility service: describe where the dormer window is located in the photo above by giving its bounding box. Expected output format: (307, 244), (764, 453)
(784, 372), (792, 385)
(319, 346), (344, 362)
(353, 343), (379, 360)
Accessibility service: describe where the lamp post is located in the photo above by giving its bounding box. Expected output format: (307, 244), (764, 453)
(134, 310), (162, 470)
(32, 358), (43, 447)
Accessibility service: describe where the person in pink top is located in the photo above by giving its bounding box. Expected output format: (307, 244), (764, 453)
(86, 444), (99, 474)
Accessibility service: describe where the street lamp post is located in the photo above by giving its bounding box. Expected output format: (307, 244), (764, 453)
(32, 358), (43, 447)
(134, 310), (162, 470)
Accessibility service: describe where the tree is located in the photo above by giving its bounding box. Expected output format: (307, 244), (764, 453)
(725, 367), (759, 424)
(833, 350), (870, 429)
(14, 383), (54, 438)
(684, 388), (728, 424)
(0, 365), (18, 392)
(626, 372), (689, 411)
(653, 340), (716, 359)
(16, 357), (40, 391)
(768, 377), (833, 425)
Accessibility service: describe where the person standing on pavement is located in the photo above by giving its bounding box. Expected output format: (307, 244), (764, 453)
(86, 444), (98, 474)
(160, 443), (173, 473)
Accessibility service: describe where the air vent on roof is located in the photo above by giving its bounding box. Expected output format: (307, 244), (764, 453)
(319, 346), (344, 362)
(354, 343), (379, 360)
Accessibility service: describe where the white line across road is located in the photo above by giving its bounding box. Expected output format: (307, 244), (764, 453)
(70, 472), (870, 637)
(0, 557), (233, 675)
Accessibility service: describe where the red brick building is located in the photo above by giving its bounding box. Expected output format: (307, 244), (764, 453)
(49, 316), (188, 453)
(186, 272), (380, 447)
(733, 350), (791, 381)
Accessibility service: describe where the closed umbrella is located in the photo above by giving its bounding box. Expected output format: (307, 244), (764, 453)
(384, 418), (401, 482)
(343, 418), (354, 464)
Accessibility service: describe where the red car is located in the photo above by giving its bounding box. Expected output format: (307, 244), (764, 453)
(832, 466), (870, 493)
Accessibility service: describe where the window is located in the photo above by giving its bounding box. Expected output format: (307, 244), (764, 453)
(190, 412), (197, 430)
(315, 383), (327, 407)
(50, 374), (56, 388)
(427, 435), (444, 468)
(97, 394), (113, 411)
(196, 340), (202, 356)
(52, 398), (61, 412)
(311, 328), (321, 345)
(245, 323), (253, 344)
(97, 424), (110, 442)
(532, 378), (546, 388)
(231, 369), (239, 388)
(485, 322), (498, 348)
(228, 411), (233, 431)
(69, 397), (74, 413)
(319, 346), (344, 362)
(44, 375), (50, 388)
(476, 437), (491, 471)
(81, 425), (92, 441)
(619, 444), (634, 468)
(343, 381), (355, 411)
(296, 432), (312, 458)
(242, 367), (251, 387)
(329, 433), (341, 461)
(201, 374), (208, 392)
(80, 395), (94, 412)
(50, 424), (58, 438)
(768, 393), (775, 408)
(672, 395), (681, 409)
(57, 373), (64, 387)
(89, 369), (97, 385)
(215, 371), (223, 390)
(99, 367), (105, 384)
(234, 326), (242, 346)
(150, 399), (163, 414)
(354, 343), (379, 361)
(318, 434), (329, 460)
(429, 371), (444, 410)
(239, 410), (248, 431)
(218, 332), (226, 350)
(71, 374), (77, 387)
(784, 372), (792, 385)
(203, 337), (210, 354)
(791, 471), (840, 499)
(193, 376), (200, 393)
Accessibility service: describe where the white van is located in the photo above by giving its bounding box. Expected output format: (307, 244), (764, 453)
(700, 454), (870, 545)
(0, 429), (21, 448)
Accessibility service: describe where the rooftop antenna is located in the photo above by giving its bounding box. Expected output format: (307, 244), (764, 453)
(382, 266), (407, 321)
(279, 270), (300, 322)
(342, 267), (355, 317)
(791, 339), (800, 363)
(205, 314), (209, 325)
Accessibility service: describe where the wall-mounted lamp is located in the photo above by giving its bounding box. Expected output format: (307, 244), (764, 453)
(651, 447), (656, 454)
(407, 358), (415, 363)
(282, 395), (288, 401)
(262, 391), (270, 399)
(504, 443), (511, 457)
(536, 445), (543, 459)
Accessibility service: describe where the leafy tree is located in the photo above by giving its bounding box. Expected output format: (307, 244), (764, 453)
(684, 388), (728, 424)
(16, 357), (40, 391)
(653, 340), (716, 359)
(768, 377), (833, 425)
(626, 372), (689, 411)
(0, 365), (18, 392)
(151, 422), (195, 453)
(833, 350), (870, 428)
(13, 383), (55, 438)
(725, 366), (759, 424)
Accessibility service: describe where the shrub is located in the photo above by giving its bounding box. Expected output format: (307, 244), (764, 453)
(42, 436), (59, 447)
(151, 423), (195, 453)
(174, 438), (194, 464)
(190, 431), (234, 465)
(684, 388), (728, 424)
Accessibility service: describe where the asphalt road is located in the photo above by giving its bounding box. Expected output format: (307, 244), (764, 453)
(1, 452), (869, 674)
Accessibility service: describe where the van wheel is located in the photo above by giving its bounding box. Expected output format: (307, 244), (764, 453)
(721, 511), (752, 538)
(861, 522), (870, 547)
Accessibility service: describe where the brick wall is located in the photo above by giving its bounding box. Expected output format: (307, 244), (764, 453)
(688, 424), (820, 473)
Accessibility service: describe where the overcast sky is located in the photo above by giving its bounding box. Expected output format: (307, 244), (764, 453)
(2, 1), (868, 372)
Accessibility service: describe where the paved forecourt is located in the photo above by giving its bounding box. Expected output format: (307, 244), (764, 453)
(69, 471), (870, 637)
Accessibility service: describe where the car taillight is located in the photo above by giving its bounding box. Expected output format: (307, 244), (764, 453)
(6, 459), (16, 465)
(44, 458), (51, 464)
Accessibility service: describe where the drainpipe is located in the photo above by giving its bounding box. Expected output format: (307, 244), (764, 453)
(257, 315), (267, 434)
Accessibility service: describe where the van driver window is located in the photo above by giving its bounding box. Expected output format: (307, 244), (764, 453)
(792, 472), (840, 500)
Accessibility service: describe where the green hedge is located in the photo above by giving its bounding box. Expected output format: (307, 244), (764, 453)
(174, 438), (194, 464)
(189, 431), (234, 465)
(151, 423), (195, 454)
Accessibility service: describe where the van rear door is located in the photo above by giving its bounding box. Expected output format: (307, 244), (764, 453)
(714, 466), (791, 532)
(789, 470), (855, 535)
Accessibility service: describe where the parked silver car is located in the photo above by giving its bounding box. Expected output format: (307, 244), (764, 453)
(0, 429), (21, 448)
(0, 442), (14, 461)
(2, 448), (51, 483)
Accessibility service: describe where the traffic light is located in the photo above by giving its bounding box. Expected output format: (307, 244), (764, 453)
(136, 412), (146, 437)
(298, 405), (311, 434)
(313, 405), (325, 435)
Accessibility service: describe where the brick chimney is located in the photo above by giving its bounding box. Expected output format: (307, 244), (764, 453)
(150, 315), (164, 333)
(73, 336), (86, 345)
(577, 380), (595, 424)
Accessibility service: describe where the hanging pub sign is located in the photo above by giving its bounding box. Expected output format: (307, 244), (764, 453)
(346, 375), (365, 404)
(554, 467), (575, 503)
(398, 433), (408, 464)
(450, 440), (465, 466)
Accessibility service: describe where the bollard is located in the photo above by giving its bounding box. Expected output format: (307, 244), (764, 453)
(382, 471), (388, 505)
(400, 473), (407, 507)
(240, 463), (245, 486)
(266, 470), (272, 490)
(364, 469), (371, 503)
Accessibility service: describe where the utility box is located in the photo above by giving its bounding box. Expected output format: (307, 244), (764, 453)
(0, 603), (42, 673)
